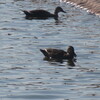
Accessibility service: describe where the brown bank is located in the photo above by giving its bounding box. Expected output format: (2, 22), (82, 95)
(62, 0), (100, 15)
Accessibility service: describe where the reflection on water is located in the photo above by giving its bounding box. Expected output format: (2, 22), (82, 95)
(0, 0), (100, 100)
(43, 57), (76, 66)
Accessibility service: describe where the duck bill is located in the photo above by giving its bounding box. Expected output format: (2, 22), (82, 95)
(62, 10), (66, 13)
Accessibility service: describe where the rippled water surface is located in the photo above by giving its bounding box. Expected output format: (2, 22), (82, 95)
(0, 0), (100, 100)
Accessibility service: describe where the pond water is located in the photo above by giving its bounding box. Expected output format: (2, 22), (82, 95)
(0, 0), (100, 100)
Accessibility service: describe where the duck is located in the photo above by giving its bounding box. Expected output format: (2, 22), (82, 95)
(22, 6), (66, 20)
(40, 46), (77, 60)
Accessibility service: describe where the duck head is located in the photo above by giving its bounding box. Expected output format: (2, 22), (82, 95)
(54, 6), (66, 20)
(55, 6), (66, 14)
(67, 46), (77, 58)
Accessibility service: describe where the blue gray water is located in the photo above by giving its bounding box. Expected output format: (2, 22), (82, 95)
(0, 0), (100, 100)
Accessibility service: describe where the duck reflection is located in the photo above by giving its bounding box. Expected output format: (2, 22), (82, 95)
(43, 57), (64, 63)
(67, 59), (76, 67)
(43, 57), (76, 67)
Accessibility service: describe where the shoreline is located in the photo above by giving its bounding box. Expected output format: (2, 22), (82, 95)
(61, 0), (100, 16)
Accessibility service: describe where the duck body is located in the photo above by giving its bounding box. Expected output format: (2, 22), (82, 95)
(40, 46), (76, 60)
(23, 10), (55, 19)
(22, 6), (66, 20)
(40, 48), (67, 59)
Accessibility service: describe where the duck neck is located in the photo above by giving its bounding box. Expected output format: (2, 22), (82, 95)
(54, 10), (59, 16)
(65, 52), (75, 60)
(54, 11), (58, 20)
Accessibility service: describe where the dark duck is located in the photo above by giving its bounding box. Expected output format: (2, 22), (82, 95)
(40, 46), (77, 60)
(22, 6), (66, 20)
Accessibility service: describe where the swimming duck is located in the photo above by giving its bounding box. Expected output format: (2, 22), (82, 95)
(22, 6), (66, 20)
(40, 46), (76, 60)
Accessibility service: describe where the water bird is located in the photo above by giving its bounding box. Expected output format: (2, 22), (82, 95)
(22, 6), (66, 20)
(40, 46), (76, 60)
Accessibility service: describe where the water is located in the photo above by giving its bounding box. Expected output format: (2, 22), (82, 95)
(0, 0), (100, 100)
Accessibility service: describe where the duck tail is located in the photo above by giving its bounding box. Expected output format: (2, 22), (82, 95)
(40, 49), (49, 58)
(22, 10), (31, 16)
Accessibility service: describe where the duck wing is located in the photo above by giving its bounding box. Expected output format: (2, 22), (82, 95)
(46, 49), (67, 59)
